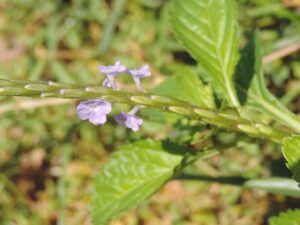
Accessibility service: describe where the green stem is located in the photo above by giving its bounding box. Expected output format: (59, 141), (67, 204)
(0, 78), (287, 143)
(176, 174), (300, 198)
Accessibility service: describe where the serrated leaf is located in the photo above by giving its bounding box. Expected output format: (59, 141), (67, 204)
(235, 33), (300, 132)
(171, 0), (240, 107)
(282, 135), (300, 184)
(268, 209), (300, 225)
(91, 139), (216, 225)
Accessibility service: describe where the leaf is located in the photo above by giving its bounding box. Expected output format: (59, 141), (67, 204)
(50, 61), (75, 83)
(91, 139), (216, 225)
(144, 66), (215, 123)
(171, 0), (240, 107)
(268, 209), (300, 225)
(235, 33), (300, 132)
(282, 135), (300, 184)
(153, 66), (216, 108)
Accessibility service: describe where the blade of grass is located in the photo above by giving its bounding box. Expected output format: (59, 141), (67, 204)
(98, 0), (126, 55)
(57, 145), (72, 225)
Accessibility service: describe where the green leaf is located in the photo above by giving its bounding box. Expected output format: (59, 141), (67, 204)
(235, 33), (300, 132)
(144, 66), (215, 123)
(153, 66), (216, 108)
(91, 139), (216, 225)
(282, 135), (300, 184)
(50, 61), (75, 83)
(171, 0), (240, 107)
(268, 209), (300, 225)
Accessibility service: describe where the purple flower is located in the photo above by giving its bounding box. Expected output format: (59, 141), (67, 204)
(114, 106), (143, 132)
(98, 61), (126, 75)
(77, 99), (112, 125)
(127, 65), (151, 91)
(98, 61), (126, 89)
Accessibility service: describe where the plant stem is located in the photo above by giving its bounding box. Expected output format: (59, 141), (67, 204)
(0, 78), (287, 143)
(57, 146), (71, 225)
(175, 174), (300, 198)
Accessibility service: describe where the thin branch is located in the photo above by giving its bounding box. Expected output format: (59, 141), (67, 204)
(175, 174), (300, 198)
(263, 42), (300, 64)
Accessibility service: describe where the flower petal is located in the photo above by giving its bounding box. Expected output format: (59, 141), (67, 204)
(95, 101), (112, 114)
(114, 111), (143, 132)
(89, 113), (107, 125)
(114, 112), (127, 124)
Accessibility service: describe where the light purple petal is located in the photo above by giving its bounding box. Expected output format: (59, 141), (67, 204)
(94, 101), (112, 114)
(125, 116), (143, 132)
(98, 61), (126, 75)
(140, 65), (150, 76)
(76, 99), (112, 126)
(114, 112), (127, 124)
(127, 64), (151, 78)
(77, 102), (90, 120)
(98, 65), (107, 72)
(114, 112), (143, 132)
(89, 112), (107, 125)
(77, 107), (90, 120)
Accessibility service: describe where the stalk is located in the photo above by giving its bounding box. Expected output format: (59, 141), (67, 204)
(0, 78), (286, 143)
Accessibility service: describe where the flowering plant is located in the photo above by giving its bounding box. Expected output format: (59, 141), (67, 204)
(0, 0), (300, 224)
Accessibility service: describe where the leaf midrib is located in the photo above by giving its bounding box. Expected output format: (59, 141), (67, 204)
(183, 0), (239, 107)
(206, 4), (238, 107)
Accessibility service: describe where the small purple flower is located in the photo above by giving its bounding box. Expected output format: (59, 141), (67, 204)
(77, 99), (112, 125)
(114, 106), (143, 132)
(98, 61), (126, 75)
(127, 65), (151, 91)
(98, 61), (126, 89)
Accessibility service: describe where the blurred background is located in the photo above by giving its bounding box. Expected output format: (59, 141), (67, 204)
(0, 0), (300, 224)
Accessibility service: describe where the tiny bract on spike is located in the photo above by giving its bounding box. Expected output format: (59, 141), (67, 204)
(48, 81), (55, 86)
(60, 89), (65, 95)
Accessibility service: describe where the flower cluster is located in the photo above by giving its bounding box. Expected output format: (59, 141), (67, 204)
(76, 61), (151, 132)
